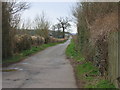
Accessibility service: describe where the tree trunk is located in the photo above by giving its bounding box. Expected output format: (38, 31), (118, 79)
(63, 27), (65, 38)
(2, 2), (13, 59)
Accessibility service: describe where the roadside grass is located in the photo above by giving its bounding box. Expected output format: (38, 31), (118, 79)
(66, 39), (116, 88)
(85, 79), (116, 88)
(2, 41), (66, 67)
(66, 40), (85, 62)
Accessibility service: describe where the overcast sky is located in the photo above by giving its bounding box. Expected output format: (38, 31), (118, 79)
(21, 2), (77, 33)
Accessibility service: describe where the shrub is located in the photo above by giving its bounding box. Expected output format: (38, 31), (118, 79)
(31, 35), (45, 46)
(14, 34), (32, 52)
(48, 36), (67, 43)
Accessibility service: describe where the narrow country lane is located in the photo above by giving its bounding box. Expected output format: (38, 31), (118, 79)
(2, 39), (77, 88)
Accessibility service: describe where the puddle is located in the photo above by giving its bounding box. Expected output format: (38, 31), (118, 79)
(18, 68), (23, 71)
(10, 67), (23, 71)
(13, 79), (20, 81)
(26, 79), (29, 80)
(22, 63), (29, 65)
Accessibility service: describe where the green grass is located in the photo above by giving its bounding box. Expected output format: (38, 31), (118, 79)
(95, 80), (116, 88)
(66, 40), (85, 62)
(3, 41), (66, 67)
(66, 39), (116, 88)
(76, 62), (99, 76)
(85, 80), (116, 88)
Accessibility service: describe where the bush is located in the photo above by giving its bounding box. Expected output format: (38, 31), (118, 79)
(48, 36), (67, 43)
(14, 34), (32, 52)
(31, 35), (45, 46)
(14, 35), (66, 53)
(73, 2), (118, 77)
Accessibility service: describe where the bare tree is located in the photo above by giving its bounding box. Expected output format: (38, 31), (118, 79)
(21, 18), (32, 30)
(34, 12), (50, 43)
(2, 2), (30, 59)
(7, 2), (30, 28)
(51, 23), (62, 38)
(57, 17), (71, 38)
(55, 23), (61, 31)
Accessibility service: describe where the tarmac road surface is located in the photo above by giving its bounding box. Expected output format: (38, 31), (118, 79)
(2, 39), (77, 88)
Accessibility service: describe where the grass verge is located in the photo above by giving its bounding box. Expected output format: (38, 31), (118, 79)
(3, 41), (66, 67)
(66, 39), (115, 88)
